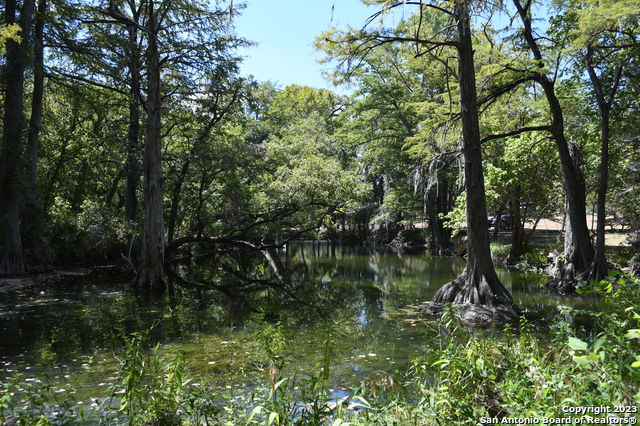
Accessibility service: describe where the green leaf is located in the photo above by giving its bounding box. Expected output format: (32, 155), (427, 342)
(347, 396), (371, 410)
(267, 412), (279, 426)
(273, 378), (288, 391)
(631, 361), (640, 368)
(624, 329), (640, 340)
(245, 406), (263, 424)
(431, 359), (449, 368)
(572, 355), (592, 370)
(587, 353), (600, 362)
(592, 335), (607, 353)
(567, 337), (588, 351)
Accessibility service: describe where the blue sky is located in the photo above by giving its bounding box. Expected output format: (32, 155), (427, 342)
(233, 0), (376, 92)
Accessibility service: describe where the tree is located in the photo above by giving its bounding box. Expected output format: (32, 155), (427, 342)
(506, 0), (594, 291)
(429, 0), (519, 322)
(165, 68), (246, 244)
(0, 0), (35, 275)
(319, 0), (520, 324)
(134, 0), (165, 290)
(23, 0), (47, 266)
(93, 0), (244, 290)
(165, 84), (367, 275)
(565, 0), (640, 280)
(48, 0), (145, 223)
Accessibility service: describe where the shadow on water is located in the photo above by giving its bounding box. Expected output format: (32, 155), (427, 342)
(0, 242), (602, 403)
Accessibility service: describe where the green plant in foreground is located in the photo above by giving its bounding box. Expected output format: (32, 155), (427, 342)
(246, 320), (348, 425)
(3, 274), (639, 425)
(104, 327), (189, 425)
(343, 276), (639, 425)
(0, 335), (85, 425)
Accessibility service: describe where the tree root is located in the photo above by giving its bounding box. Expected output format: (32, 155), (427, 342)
(546, 254), (592, 294)
(133, 266), (168, 292)
(419, 273), (520, 327)
(0, 250), (27, 276)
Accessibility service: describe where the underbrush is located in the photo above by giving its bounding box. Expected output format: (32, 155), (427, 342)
(2, 273), (639, 425)
(490, 242), (550, 271)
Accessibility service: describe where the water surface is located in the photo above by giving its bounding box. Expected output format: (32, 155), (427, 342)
(0, 243), (600, 406)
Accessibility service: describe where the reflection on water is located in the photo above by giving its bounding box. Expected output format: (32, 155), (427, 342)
(0, 242), (601, 403)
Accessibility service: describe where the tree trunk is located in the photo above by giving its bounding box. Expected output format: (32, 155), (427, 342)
(0, 0), (35, 275)
(125, 24), (141, 222)
(134, 2), (167, 291)
(22, 0), (47, 267)
(427, 170), (452, 255)
(541, 80), (594, 291)
(167, 159), (190, 244)
(492, 203), (505, 239)
(507, 187), (524, 264)
(423, 0), (519, 326)
(585, 47), (620, 282)
(105, 169), (123, 207)
(588, 105), (610, 281)
(27, 0), (45, 193)
(513, 0), (594, 292)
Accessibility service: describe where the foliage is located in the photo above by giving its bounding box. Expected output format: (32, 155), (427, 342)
(0, 342), (85, 425)
(104, 327), (189, 425)
(346, 274), (640, 424)
(0, 22), (21, 54)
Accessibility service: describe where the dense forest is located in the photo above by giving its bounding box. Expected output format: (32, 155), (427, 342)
(0, 0), (639, 424)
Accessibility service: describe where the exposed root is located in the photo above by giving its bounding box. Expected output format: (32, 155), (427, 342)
(133, 266), (168, 292)
(0, 250), (27, 276)
(419, 273), (520, 327)
(586, 253), (610, 283)
(546, 255), (591, 294)
(421, 302), (520, 328)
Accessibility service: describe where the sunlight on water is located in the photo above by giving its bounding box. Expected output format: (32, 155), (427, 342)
(0, 242), (602, 406)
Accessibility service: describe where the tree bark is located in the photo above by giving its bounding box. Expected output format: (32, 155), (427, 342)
(423, 0), (519, 326)
(0, 0), (35, 275)
(27, 0), (45, 193)
(513, 0), (594, 291)
(167, 159), (190, 244)
(125, 24), (141, 222)
(70, 159), (89, 212)
(542, 79), (594, 290)
(589, 104), (610, 281)
(585, 46), (621, 282)
(134, 1), (167, 291)
(427, 170), (452, 255)
(22, 0), (47, 267)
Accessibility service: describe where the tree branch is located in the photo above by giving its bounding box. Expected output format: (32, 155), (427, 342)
(480, 125), (551, 144)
